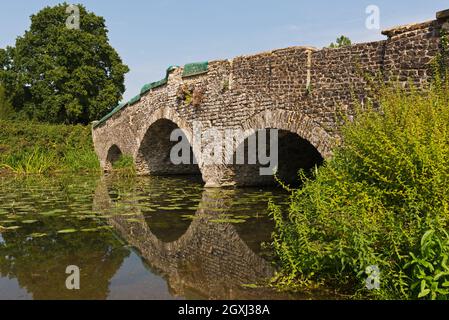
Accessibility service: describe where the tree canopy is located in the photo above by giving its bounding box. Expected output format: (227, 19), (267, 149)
(0, 3), (129, 124)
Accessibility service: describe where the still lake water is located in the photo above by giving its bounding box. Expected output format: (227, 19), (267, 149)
(0, 173), (322, 300)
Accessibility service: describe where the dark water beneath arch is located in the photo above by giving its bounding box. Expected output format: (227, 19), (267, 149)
(0, 174), (331, 300)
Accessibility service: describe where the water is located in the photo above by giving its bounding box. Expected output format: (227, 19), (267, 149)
(0, 174), (318, 300)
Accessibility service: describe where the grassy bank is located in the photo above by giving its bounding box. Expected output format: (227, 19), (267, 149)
(270, 78), (449, 300)
(0, 120), (100, 174)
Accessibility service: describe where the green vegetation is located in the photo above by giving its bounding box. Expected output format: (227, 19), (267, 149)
(111, 154), (136, 177)
(0, 120), (100, 174)
(0, 3), (129, 175)
(329, 35), (352, 48)
(0, 3), (129, 125)
(270, 76), (449, 299)
(0, 84), (14, 120)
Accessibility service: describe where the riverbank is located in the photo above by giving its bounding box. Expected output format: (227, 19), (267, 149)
(0, 120), (100, 174)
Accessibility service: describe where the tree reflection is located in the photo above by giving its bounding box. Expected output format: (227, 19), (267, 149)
(0, 175), (129, 300)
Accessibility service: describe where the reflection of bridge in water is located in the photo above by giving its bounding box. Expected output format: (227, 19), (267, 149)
(93, 177), (289, 300)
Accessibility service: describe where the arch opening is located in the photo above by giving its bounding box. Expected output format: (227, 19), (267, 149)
(136, 119), (201, 177)
(105, 145), (123, 172)
(232, 129), (324, 187)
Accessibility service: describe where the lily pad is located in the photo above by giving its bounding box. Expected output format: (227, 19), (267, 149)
(22, 220), (38, 224)
(1, 220), (16, 224)
(234, 215), (251, 219)
(4, 226), (21, 230)
(80, 228), (99, 232)
(29, 233), (48, 238)
(241, 283), (259, 289)
(181, 214), (200, 220)
(157, 206), (183, 210)
(57, 229), (77, 234)
(209, 218), (246, 224)
(40, 209), (67, 216)
(119, 212), (140, 217)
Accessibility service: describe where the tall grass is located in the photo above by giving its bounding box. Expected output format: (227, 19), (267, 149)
(270, 74), (449, 299)
(0, 120), (100, 174)
(110, 154), (136, 178)
(1, 146), (58, 174)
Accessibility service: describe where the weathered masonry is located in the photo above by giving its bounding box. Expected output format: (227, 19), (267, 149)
(92, 10), (449, 187)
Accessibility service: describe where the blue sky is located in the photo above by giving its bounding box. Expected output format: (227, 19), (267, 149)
(1, 0), (447, 101)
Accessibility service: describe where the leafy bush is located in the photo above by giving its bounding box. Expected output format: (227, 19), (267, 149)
(405, 230), (449, 299)
(270, 77), (449, 299)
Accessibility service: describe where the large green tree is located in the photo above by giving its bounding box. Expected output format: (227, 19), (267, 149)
(0, 3), (129, 124)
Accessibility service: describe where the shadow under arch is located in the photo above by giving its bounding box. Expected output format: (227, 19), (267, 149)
(232, 128), (324, 187)
(231, 109), (329, 186)
(135, 118), (201, 177)
(93, 177), (277, 299)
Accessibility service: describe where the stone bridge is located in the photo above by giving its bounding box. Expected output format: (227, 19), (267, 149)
(92, 10), (449, 187)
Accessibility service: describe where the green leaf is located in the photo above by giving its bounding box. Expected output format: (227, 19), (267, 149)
(418, 288), (430, 299)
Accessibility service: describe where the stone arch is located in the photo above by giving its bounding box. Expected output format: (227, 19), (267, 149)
(241, 109), (333, 158)
(105, 144), (123, 172)
(134, 107), (201, 177)
(231, 109), (331, 186)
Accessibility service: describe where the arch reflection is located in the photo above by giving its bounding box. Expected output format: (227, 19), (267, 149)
(94, 176), (278, 299)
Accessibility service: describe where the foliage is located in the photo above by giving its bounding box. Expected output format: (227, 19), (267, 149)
(329, 35), (352, 48)
(432, 30), (448, 81)
(0, 84), (14, 120)
(111, 154), (136, 177)
(405, 230), (449, 299)
(0, 120), (100, 174)
(177, 84), (193, 106)
(270, 75), (449, 299)
(0, 3), (129, 124)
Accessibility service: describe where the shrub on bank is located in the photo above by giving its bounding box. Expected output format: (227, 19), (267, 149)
(270, 78), (449, 299)
(0, 120), (100, 174)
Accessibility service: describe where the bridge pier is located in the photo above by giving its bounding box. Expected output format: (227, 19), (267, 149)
(201, 165), (236, 188)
